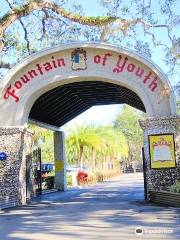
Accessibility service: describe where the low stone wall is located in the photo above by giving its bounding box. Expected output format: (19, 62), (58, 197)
(149, 191), (180, 207)
(0, 127), (33, 209)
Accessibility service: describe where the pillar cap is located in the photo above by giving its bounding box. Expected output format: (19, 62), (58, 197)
(139, 115), (180, 130)
(0, 126), (34, 135)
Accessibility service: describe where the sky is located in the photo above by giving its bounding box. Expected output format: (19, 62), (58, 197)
(62, 104), (123, 129)
(71, 0), (106, 16)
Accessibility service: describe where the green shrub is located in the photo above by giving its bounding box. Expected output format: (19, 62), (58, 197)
(169, 181), (180, 193)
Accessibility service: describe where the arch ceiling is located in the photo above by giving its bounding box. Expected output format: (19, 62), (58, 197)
(29, 81), (146, 127)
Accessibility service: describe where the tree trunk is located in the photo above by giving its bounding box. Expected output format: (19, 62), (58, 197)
(79, 145), (84, 169)
(91, 147), (96, 172)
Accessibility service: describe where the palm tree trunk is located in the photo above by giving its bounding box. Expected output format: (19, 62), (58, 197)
(79, 145), (84, 169)
(91, 147), (96, 171)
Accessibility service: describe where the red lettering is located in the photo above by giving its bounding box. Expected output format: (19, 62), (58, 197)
(94, 55), (101, 64)
(43, 62), (53, 71)
(143, 71), (152, 84)
(57, 59), (65, 67)
(135, 67), (144, 78)
(36, 64), (44, 75)
(3, 56), (66, 103)
(102, 53), (112, 66)
(14, 81), (22, 89)
(113, 55), (128, 73)
(21, 75), (30, 83)
(3, 85), (19, 102)
(127, 64), (135, 72)
(51, 56), (57, 68)
(28, 69), (38, 79)
(149, 77), (158, 91)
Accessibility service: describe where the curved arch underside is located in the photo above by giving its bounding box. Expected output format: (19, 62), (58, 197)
(29, 81), (145, 127)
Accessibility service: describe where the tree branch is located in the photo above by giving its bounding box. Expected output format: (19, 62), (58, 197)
(142, 0), (151, 17)
(0, 0), (116, 51)
(19, 18), (31, 54)
(39, 9), (48, 40)
(0, 0), (175, 53)
(0, 0), (116, 35)
(0, 61), (11, 69)
(5, 0), (31, 54)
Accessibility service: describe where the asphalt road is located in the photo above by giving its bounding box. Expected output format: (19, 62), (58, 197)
(0, 173), (180, 240)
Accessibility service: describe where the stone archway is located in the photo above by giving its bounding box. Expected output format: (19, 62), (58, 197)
(0, 43), (179, 208)
(0, 42), (177, 125)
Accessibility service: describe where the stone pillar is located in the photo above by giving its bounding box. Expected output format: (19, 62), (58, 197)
(139, 116), (180, 197)
(0, 127), (33, 209)
(54, 131), (67, 191)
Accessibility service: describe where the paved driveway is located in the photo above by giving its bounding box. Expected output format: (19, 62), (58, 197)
(0, 173), (180, 240)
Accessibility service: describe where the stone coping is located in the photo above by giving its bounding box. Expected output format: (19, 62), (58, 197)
(0, 126), (34, 135)
(139, 115), (180, 129)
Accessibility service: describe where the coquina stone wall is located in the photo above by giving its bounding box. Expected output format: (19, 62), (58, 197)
(0, 127), (33, 209)
(140, 116), (180, 195)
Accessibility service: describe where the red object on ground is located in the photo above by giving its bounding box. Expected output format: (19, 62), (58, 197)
(77, 170), (88, 183)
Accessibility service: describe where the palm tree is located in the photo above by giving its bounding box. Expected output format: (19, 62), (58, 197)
(66, 124), (129, 172)
(97, 126), (129, 170)
(66, 124), (101, 169)
(28, 123), (54, 163)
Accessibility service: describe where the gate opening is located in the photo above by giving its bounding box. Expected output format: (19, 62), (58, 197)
(0, 43), (179, 209)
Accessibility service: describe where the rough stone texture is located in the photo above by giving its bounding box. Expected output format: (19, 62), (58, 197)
(140, 116), (180, 194)
(0, 127), (33, 209)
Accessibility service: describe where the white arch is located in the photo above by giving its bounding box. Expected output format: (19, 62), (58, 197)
(0, 42), (177, 127)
